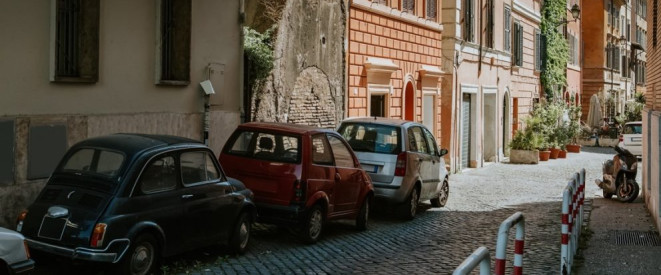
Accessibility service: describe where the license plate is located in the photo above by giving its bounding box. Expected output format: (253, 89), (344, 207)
(362, 164), (379, 173)
(38, 217), (67, 240)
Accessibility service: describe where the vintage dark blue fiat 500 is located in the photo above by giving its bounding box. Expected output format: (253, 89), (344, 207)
(16, 134), (255, 274)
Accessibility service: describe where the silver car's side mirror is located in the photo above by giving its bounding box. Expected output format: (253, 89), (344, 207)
(439, 148), (448, 157)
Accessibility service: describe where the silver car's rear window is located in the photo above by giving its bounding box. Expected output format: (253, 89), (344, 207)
(338, 123), (401, 154)
(623, 124), (642, 134)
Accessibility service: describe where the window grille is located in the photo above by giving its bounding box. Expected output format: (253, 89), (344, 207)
(504, 6), (511, 51)
(53, 0), (99, 82)
(402, 0), (414, 13)
(426, 0), (437, 20)
(464, 0), (474, 42)
(158, 0), (191, 84)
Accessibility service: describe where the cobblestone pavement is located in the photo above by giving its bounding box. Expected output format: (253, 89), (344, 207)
(32, 146), (619, 274)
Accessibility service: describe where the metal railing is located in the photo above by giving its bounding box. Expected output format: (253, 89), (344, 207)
(561, 169), (586, 275)
(453, 212), (526, 275)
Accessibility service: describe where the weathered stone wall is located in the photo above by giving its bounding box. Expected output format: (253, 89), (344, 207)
(251, 0), (345, 128)
(0, 110), (239, 228)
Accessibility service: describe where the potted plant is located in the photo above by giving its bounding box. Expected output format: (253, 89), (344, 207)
(566, 105), (583, 153)
(508, 116), (542, 164)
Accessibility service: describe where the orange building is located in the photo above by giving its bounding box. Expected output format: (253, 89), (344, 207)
(346, 0), (444, 140)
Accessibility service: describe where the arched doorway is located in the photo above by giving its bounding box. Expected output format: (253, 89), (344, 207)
(405, 81), (415, 121)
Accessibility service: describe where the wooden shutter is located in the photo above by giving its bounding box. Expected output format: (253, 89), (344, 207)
(504, 6), (511, 51)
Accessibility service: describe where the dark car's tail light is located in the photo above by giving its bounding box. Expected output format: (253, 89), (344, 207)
(16, 210), (27, 232)
(293, 179), (306, 202)
(395, 152), (407, 177)
(23, 240), (31, 259)
(90, 223), (107, 248)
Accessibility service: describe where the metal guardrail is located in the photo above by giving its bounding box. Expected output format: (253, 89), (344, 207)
(453, 212), (525, 275)
(561, 169), (586, 275)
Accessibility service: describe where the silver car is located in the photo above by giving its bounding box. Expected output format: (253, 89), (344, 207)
(0, 227), (34, 274)
(338, 117), (449, 219)
(618, 121), (642, 157)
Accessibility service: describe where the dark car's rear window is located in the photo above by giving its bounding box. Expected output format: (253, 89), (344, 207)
(338, 123), (401, 154)
(623, 124), (642, 134)
(225, 130), (301, 163)
(61, 148), (125, 178)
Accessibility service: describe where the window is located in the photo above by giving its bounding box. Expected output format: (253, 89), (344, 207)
(426, 0), (437, 20)
(402, 0), (414, 13)
(158, 0), (192, 85)
(513, 22), (523, 66)
(373, 0), (388, 4)
(338, 123), (401, 154)
(140, 156), (177, 194)
(370, 94), (387, 117)
(504, 6), (511, 52)
(407, 127), (429, 154)
(180, 151), (220, 186)
(654, 0), (657, 47)
(568, 33), (578, 66)
(52, 0), (100, 83)
(225, 130), (301, 163)
(464, 0), (474, 42)
(328, 136), (355, 168)
(606, 42), (612, 68)
(622, 55), (629, 77)
(485, 0), (494, 48)
(311, 135), (333, 165)
(422, 128), (438, 156)
(535, 29), (545, 71)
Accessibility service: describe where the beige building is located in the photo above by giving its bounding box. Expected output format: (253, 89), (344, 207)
(0, 0), (244, 227)
(441, 0), (543, 172)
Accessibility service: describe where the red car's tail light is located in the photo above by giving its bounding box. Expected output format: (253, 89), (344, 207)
(619, 135), (623, 142)
(293, 179), (305, 202)
(90, 223), (107, 248)
(23, 240), (31, 259)
(395, 152), (407, 177)
(16, 210), (27, 232)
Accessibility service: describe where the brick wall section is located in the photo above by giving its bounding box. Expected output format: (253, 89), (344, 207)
(348, 5), (443, 135)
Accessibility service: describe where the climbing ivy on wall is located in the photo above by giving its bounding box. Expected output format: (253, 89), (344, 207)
(540, 0), (569, 101)
(244, 26), (276, 91)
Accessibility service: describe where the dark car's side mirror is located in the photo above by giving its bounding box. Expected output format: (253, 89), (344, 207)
(439, 148), (448, 157)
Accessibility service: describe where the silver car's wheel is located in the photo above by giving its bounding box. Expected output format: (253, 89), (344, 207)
(402, 188), (419, 220)
(431, 179), (449, 207)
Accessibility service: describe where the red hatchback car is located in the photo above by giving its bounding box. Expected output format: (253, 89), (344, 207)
(219, 122), (373, 243)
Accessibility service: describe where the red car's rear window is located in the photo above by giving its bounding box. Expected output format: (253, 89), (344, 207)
(225, 130), (301, 163)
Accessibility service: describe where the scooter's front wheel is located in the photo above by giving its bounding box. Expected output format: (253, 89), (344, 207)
(616, 179), (639, 203)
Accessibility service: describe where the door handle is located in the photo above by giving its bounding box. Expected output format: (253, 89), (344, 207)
(335, 173), (342, 181)
(181, 194), (194, 199)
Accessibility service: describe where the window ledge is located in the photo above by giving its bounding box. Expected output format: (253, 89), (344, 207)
(157, 80), (190, 86)
(52, 76), (97, 84)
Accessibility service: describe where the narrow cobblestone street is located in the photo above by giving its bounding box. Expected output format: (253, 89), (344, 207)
(30, 146), (617, 274)
(166, 146), (615, 274)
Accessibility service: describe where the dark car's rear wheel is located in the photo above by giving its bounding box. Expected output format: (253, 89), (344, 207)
(301, 205), (324, 244)
(431, 179), (449, 208)
(355, 197), (370, 231)
(229, 211), (251, 254)
(118, 234), (158, 275)
(401, 187), (419, 220)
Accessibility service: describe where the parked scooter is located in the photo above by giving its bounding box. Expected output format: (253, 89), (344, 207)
(595, 145), (640, 202)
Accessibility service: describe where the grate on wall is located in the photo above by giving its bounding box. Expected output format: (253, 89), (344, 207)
(611, 230), (661, 246)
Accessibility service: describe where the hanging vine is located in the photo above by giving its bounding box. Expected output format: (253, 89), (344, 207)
(540, 0), (569, 101)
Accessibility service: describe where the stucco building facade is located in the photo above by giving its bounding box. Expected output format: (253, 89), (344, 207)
(346, 0), (445, 142)
(440, 0), (543, 172)
(0, 0), (244, 227)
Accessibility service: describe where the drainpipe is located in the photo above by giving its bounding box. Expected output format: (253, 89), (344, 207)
(477, 0), (483, 74)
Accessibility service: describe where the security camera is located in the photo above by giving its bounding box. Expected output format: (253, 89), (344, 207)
(200, 80), (215, 95)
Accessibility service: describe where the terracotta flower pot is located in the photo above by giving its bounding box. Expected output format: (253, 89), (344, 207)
(566, 144), (581, 153)
(549, 148), (560, 159)
(558, 150), (567, 158)
(539, 150), (551, 161)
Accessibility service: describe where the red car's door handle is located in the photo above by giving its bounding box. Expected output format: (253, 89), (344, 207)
(335, 173), (342, 181)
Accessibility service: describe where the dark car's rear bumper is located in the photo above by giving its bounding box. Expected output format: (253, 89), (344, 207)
(255, 203), (307, 225)
(26, 238), (130, 263)
(9, 259), (35, 274)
